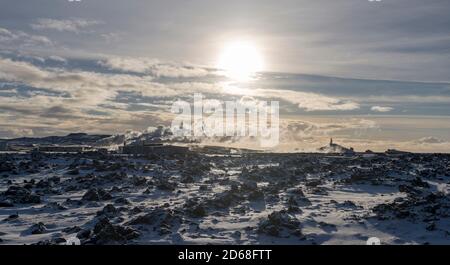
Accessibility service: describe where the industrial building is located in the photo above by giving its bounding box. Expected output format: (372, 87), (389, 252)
(121, 142), (189, 156)
(37, 145), (90, 153)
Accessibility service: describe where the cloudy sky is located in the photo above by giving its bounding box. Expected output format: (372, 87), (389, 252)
(0, 0), (450, 152)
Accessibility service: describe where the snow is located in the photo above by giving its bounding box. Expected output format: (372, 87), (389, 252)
(1, 150), (449, 245)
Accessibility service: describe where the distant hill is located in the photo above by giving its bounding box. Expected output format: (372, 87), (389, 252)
(0, 133), (111, 147)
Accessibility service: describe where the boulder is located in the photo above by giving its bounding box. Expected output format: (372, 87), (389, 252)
(82, 188), (112, 201)
(30, 222), (47, 234)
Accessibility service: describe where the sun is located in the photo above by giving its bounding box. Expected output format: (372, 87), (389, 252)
(217, 41), (264, 81)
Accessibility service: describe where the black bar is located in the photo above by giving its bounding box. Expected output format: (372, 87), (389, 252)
(1, 245), (448, 264)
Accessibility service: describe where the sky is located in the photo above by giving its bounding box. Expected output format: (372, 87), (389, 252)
(0, 0), (450, 152)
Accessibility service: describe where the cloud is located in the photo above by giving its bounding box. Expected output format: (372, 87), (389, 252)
(283, 119), (378, 141)
(1, 1), (450, 82)
(0, 127), (34, 138)
(100, 32), (121, 43)
(285, 91), (359, 111)
(152, 64), (211, 78)
(31, 18), (101, 33)
(0, 57), (222, 136)
(158, 81), (360, 111)
(371, 106), (394, 112)
(98, 56), (214, 78)
(0, 57), (156, 101)
(47, 55), (67, 63)
(98, 57), (159, 74)
(0, 27), (53, 47)
(0, 57), (48, 82)
(0, 56), (361, 118)
(0, 58), (225, 115)
(248, 89), (360, 111)
(415, 137), (446, 144)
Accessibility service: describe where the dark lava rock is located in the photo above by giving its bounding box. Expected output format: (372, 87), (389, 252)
(180, 175), (194, 184)
(337, 200), (361, 209)
(2, 186), (41, 204)
(232, 231), (241, 239)
(317, 221), (338, 232)
(230, 182), (240, 192)
(44, 202), (67, 211)
(287, 205), (301, 213)
(182, 163), (211, 177)
(411, 177), (430, 188)
(258, 210), (302, 237)
(374, 191), (448, 221)
(184, 199), (207, 217)
(291, 188), (305, 197)
(287, 196), (298, 206)
(0, 200), (14, 207)
(76, 229), (91, 239)
(62, 226), (82, 234)
(291, 195), (312, 207)
(399, 185), (421, 195)
(156, 180), (177, 191)
(67, 169), (80, 175)
(30, 222), (47, 234)
(373, 202), (411, 219)
(92, 217), (139, 244)
(241, 180), (258, 191)
(82, 188), (112, 201)
(305, 179), (322, 188)
(130, 206), (143, 215)
(248, 189), (265, 201)
(114, 197), (131, 205)
(82, 189), (99, 201)
(32, 240), (55, 245)
(109, 186), (122, 193)
(52, 237), (67, 244)
(64, 198), (83, 206)
(126, 208), (181, 235)
(127, 210), (162, 225)
(426, 222), (436, 231)
(23, 183), (33, 189)
(310, 187), (329, 195)
(3, 213), (19, 221)
(191, 205), (207, 217)
(207, 190), (244, 209)
(345, 173), (370, 184)
(131, 176), (147, 186)
(75, 173), (96, 184)
(0, 162), (15, 173)
(105, 171), (128, 181)
(48, 176), (60, 183)
(199, 184), (208, 191)
(96, 204), (119, 217)
(36, 180), (52, 189)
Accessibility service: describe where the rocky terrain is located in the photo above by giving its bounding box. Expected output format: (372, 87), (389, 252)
(0, 150), (449, 245)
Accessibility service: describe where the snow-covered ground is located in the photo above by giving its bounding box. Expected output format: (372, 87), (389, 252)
(0, 151), (449, 245)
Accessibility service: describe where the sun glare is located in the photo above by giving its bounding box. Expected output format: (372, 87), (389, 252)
(217, 41), (264, 81)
